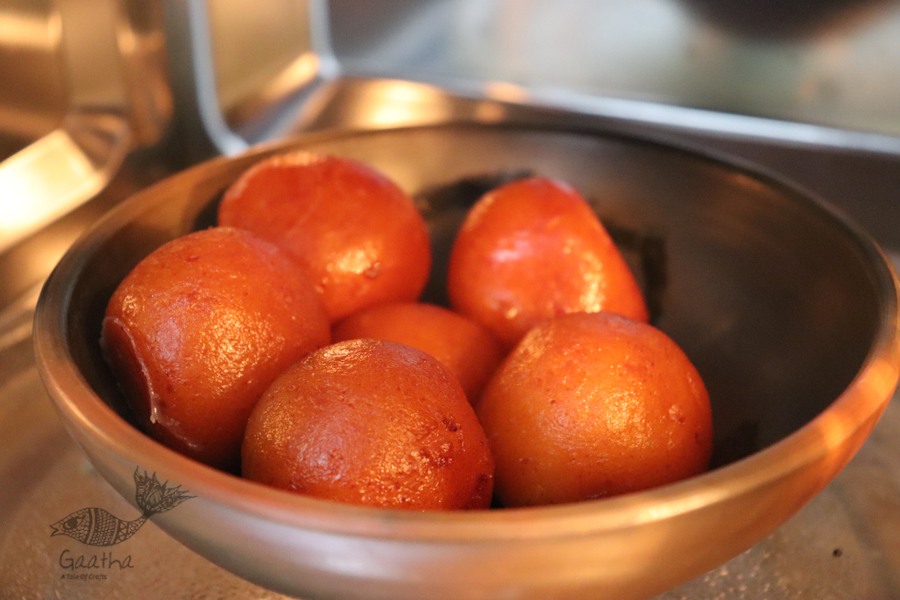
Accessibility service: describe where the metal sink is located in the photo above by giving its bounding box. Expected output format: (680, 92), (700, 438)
(1, 1), (898, 598)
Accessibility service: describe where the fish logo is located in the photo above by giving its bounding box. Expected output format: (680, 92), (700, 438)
(50, 468), (194, 546)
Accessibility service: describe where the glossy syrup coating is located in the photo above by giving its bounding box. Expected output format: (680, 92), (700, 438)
(478, 312), (713, 507)
(101, 227), (331, 471)
(447, 176), (648, 349)
(218, 153), (432, 322)
(242, 339), (495, 510)
(332, 301), (506, 404)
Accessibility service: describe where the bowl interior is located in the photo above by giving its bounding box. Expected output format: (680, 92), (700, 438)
(59, 122), (891, 472)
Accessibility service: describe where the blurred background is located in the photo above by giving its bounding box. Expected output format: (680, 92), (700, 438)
(329, 0), (900, 135)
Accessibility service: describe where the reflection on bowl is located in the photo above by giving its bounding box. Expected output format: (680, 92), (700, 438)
(33, 122), (900, 600)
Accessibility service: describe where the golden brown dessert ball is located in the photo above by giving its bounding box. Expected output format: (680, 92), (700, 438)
(477, 312), (713, 507)
(332, 301), (505, 404)
(242, 339), (495, 510)
(101, 227), (330, 471)
(447, 176), (648, 349)
(218, 152), (432, 322)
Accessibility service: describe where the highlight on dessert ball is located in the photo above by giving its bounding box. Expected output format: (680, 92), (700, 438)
(100, 151), (714, 511)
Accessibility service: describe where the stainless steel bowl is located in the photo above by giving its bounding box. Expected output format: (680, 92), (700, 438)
(33, 122), (900, 600)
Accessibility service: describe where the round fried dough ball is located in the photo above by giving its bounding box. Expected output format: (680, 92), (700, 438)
(101, 227), (330, 471)
(332, 301), (505, 404)
(218, 152), (432, 322)
(242, 339), (495, 510)
(447, 176), (648, 349)
(478, 312), (713, 507)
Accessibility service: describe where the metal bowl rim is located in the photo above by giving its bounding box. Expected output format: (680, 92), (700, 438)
(33, 121), (900, 542)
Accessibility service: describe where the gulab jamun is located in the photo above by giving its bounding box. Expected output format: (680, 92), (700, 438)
(332, 301), (505, 404)
(242, 339), (495, 510)
(218, 153), (432, 321)
(101, 227), (330, 471)
(477, 312), (713, 507)
(447, 176), (648, 348)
